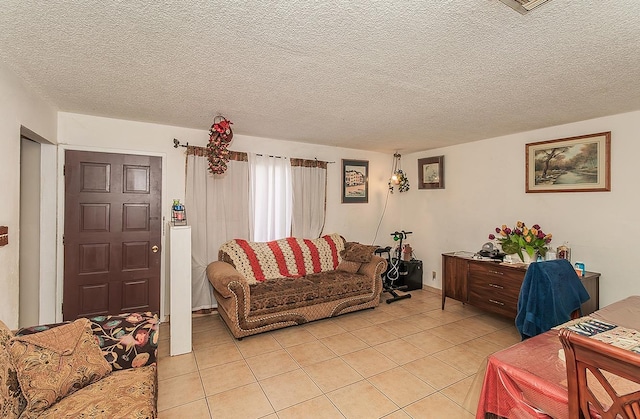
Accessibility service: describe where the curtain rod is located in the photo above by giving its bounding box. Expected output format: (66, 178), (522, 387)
(174, 138), (334, 163)
(256, 154), (335, 163)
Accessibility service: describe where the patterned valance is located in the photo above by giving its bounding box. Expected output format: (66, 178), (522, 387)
(186, 146), (248, 162)
(291, 158), (328, 169)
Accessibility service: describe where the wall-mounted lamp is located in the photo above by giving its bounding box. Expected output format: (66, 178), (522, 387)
(389, 153), (409, 193)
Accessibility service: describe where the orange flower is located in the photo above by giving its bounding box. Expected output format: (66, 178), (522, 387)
(132, 353), (150, 368)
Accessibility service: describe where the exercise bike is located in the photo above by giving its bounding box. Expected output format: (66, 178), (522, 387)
(375, 230), (413, 304)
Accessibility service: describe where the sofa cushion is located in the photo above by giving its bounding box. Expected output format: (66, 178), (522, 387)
(220, 233), (345, 284)
(0, 320), (26, 419)
(249, 270), (373, 315)
(340, 242), (378, 263)
(88, 312), (159, 370)
(8, 319), (112, 418)
(337, 260), (362, 273)
(16, 312), (159, 371)
(36, 365), (157, 419)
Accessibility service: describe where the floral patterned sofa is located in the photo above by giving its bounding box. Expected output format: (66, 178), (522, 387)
(207, 234), (386, 339)
(0, 312), (158, 418)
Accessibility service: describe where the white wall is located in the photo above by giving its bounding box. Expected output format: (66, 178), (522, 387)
(403, 110), (640, 307)
(0, 64), (57, 329)
(58, 113), (399, 316)
(19, 138), (41, 327)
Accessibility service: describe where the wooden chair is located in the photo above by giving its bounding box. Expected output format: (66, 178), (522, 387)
(559, 328), (640, 418)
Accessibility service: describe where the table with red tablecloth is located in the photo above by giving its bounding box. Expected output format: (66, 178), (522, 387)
(475, 295), (640, 419)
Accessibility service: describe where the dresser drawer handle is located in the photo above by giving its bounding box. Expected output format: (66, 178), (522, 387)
(489, 299), (505, 306)
(488, 283), (504, 289)
(488, 270), (504, 275)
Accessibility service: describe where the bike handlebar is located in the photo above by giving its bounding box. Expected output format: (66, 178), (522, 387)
(390, 230), (413, 236)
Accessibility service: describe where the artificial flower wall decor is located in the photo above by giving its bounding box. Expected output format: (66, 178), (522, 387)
(489, 221), (552, 261)
(207, 115), (234, 174)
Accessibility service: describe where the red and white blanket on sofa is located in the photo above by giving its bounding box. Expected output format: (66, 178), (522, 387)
(218, 233), (345, 284)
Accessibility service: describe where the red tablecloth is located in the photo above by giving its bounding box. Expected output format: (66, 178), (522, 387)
(476, 331), (569, 419)
(476, 296), (640, 419)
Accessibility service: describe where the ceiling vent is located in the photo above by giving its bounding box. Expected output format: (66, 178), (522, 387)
(499, 0), (551, 14)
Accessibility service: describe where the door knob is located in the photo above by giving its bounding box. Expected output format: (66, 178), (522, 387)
(152, 245), (159, 253)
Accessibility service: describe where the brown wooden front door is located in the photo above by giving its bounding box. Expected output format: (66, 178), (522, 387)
(63, 150), (162, 320)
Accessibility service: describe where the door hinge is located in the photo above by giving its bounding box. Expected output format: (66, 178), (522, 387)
(63, 165), (65, 176)
(62, 235), (65, 245)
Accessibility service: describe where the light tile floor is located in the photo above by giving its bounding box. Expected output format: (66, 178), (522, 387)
(157, 288), (521, 419)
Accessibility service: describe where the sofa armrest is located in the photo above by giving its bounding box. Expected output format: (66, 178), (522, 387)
(358, 255), (388, 279)
(206, 261), (250, 299)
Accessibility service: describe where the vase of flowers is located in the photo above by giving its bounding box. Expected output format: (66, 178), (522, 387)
(488, 221), (552, 263)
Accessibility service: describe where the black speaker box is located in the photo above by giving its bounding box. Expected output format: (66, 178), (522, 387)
(396, 259), (423, 291)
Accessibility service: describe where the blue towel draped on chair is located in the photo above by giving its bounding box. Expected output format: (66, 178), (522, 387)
(515, 259), (590, 339)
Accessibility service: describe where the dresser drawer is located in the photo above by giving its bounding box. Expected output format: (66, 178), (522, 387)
(468, 271), (522, 296)
(468, 284), (519, 317)
(467, 262), (524, 318)
(469, 262), (524, 284)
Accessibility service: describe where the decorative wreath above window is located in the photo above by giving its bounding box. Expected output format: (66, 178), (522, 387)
(207, 115), (233, 174)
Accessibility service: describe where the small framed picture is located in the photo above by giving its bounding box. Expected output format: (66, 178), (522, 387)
(418, 156), (444, 189)
(342, 159), (368, 203)
(525, 132), (611, 193)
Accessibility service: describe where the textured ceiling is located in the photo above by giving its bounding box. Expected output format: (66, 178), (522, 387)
(1, 1), (640, 153)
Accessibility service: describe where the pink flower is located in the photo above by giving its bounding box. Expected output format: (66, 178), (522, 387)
(119, 334), (136, 347)
(135, 330), (149, 346)
(126, 313), (143, 323)
(488, 234), (495, 240)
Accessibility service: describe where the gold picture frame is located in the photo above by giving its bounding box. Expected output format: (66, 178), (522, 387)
(525, 132), (611, 193)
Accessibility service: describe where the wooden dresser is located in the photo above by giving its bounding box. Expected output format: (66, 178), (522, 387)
(442, 253), (600, 318)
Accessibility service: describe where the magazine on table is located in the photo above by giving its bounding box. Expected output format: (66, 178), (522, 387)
(554, 316), (617, 336)
(555, 317), (640, 354)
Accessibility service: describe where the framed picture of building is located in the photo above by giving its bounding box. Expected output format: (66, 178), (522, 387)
(342, 159), (368, 203)
(526, 132), (611, 193)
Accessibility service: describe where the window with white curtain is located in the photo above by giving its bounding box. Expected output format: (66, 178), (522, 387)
(185, 149), (327, 310)
(185, 152), (250, 310)
(291, 164), (326, 238)
(248, 153), (292, 242)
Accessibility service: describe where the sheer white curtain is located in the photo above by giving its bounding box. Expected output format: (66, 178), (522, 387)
(185, 154), (249, 310)
(291, 165), (326, 238)
(248, 153), (292, 241)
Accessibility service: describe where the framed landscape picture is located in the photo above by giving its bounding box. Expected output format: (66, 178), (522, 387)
(418, 156), (444, 189)
(526, 132), (611, 193)
(342, 159), (368, 203)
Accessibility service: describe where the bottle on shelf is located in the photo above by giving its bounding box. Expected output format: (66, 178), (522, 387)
(171, 199), (187, 226)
